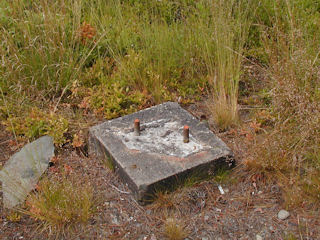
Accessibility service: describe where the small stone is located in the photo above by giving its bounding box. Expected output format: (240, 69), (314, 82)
(204, 215), (209, 221)
(201, 237), (209, 240)
(256, 234), (263, 240)
(215, 208), (222, 212)
(271, 185), (280, 193)
(111, 214), (120, 225)
(278, 209), (290, 220)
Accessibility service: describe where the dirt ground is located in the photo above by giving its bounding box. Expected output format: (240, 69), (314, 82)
(0, 104), (319, 240)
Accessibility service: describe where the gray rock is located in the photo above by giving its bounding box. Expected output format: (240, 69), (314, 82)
(256, 234), (263, 240)
(277, 209), (290, 220)
(111, 214), (120, 225)
(0, 136), (54, 209)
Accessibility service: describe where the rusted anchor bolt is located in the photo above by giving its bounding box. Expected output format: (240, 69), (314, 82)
(134, 119), (140, 136)
(183, 125), (189, 143)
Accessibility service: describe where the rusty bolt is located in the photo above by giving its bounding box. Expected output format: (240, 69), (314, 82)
(183, 125), (189, 143)
(134, 119), (140, 136)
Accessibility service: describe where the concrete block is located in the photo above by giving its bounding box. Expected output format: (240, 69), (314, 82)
(89, 102), (234, 203)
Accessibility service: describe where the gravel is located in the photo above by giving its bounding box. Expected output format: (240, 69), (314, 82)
(278, 209), (290, 220)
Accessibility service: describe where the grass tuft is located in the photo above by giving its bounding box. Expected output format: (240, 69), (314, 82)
(163, 217), (188, 240)
(22, 175), (94, 236)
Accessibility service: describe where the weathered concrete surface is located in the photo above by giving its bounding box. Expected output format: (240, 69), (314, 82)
(89, 102), (234, 203)
(0, 136), (54, 209)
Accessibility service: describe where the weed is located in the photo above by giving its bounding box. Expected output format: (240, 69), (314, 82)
(214, 168), (231, 184)
(152, 191), (176, 211)
(6, 211), (21, 222)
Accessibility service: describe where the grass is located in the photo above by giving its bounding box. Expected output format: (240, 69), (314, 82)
(22, 175), (94, 237)
(163, 217), (188, 240)
(244, 0), (320, 207)
(206, 0), (255, 130)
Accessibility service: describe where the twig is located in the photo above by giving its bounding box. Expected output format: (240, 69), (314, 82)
(239, 107), (270, 110)
(0, 139), (13, 145)
(109, 183), (130, 194)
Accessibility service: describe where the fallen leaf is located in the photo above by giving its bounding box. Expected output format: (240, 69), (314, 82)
(64, 164), (73, 174)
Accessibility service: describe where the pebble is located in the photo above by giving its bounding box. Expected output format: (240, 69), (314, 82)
(111, 214), (120, 225)
(215, 208), (222, 212)
(278, 209), (290, 220)
(256, 234), (263, 240)
(204, 215), (209, 221)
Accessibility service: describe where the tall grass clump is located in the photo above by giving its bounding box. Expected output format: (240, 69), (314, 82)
(206, 0), (254, 130)
(246, 0), (320, 207)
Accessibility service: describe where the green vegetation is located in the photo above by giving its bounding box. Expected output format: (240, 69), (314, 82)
(0, 0), (320, 229)
(3, 107), (68, 145)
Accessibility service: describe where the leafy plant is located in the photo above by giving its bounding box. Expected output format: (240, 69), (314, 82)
(3, 107), (68, 145)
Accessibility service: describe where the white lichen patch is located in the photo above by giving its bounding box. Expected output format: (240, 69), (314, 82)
(114, 119), (205, 158)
